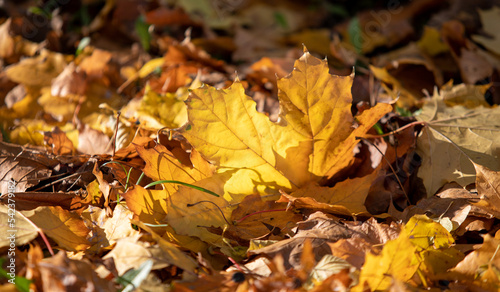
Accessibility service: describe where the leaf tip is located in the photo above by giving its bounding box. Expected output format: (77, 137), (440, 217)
(302, 44), (309, 53)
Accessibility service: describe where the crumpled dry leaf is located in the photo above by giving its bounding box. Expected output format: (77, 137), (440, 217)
(218, 194), (302, 244)
(448, 233), (500, 291)
(37, 251), (114, 291)
(43, 126), (75, 155)
(0, 141), (53, 194)
(83, 204), (141, 254)
(472, 162), (500, 218)
(249, 212), (399, 270)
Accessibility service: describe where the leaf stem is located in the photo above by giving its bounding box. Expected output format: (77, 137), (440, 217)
(187, 200), (230, 225)
(363, 120), (426, 138)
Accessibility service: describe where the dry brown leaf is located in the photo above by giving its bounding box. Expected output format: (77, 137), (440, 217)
(0, 142), (53, 194)
(249, 212), (400, 270)
(37, 251), (114, 291)
(43, 126), (75, 155)
(23, 206), (91, 251)
(77, 125), (111, 155)
(0, 191), (90, 212)
(448, 234), (500, 290)
(51, 62), (87, 97)
(219, 194), (302, 243)
(473, 162), (500, 218)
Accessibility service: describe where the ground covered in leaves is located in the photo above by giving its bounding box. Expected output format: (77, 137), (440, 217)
(1, 0), (500, 291)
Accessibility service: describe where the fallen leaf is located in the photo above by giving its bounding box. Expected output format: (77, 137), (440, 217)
(83, 204), (141, 253)
(442, 20), (493, 84)
(23, 206), (91, 251)
(136, 221), (199, 274)
(417, 26), (449, 56)
(92, 163), (119, 216)
(222, 194), (302, 243)
(5, 49), (66, 88)
(449, 234), (500, 291)
(79, 48), (122, 87)
(77, 125), (111, 155)
(404, 185), (475, 231)
(0, 204), (38, 248)
(307, 255), (355, 291)
(0, 142), (52, 194)
(145, 7), (198, 27)
(249, 212), (399, 270)
(0, 19), (15, 61)
(472, 7), (500, 55)
(165, 172), (232, 246)
(138, 85), (189, 129)
(50, 62), (87, 97)
(43, 126), (74, 155)
(288, 169), (379, 216)
(0, 191), (90, 212)
(416, 86), (500, 196)
(356, 215), (461, 291)
(181, 50), (391, 199)
(37, 251), (114, 291)
(136, 143), (214, 196)
(473, 162), (500, 218)
(102, 235), (169, 276)
(122, 186), (167, 226)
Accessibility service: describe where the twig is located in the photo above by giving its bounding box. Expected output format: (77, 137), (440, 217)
(112, 111), (121, 160)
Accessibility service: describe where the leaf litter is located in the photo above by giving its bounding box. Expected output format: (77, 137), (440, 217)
(1, 1), (500, 291)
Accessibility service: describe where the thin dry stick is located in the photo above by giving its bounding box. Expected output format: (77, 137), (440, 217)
(30, 172), (86, 192)
(112, 111), (121, 159)
(357, 137), (411, 206)
(364, 120), (426, 138)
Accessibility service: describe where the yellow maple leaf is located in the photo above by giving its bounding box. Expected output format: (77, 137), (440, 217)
(126, 50), (391, 249)
(355, 215), (461, 291)
(181, 49), (392, 199)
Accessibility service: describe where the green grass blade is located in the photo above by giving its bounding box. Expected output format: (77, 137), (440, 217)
(144, 180), (219, 197)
